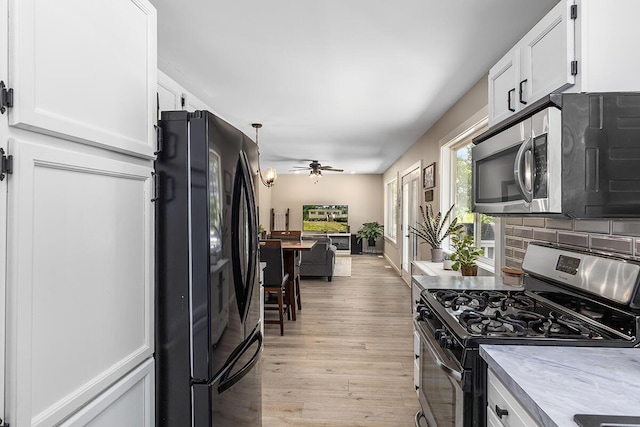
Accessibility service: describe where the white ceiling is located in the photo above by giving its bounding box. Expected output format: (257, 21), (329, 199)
(151, 0), (558, 174)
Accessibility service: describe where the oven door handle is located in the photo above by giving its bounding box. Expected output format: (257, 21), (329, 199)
(415, 320), (463, 382)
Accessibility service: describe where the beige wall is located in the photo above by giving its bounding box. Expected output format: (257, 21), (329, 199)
(264, 174), (383, 237)
(382, 75), (489, 270)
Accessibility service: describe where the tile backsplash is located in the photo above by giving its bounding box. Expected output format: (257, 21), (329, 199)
(504, 218), (640, 269)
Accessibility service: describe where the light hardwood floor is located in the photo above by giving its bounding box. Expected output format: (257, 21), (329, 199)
(262, 255), (421, 426)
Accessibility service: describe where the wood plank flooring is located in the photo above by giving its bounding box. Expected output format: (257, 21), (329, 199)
(262, 255), (421, 426)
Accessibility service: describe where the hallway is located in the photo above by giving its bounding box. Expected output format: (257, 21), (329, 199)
(262, 255), (420, 426)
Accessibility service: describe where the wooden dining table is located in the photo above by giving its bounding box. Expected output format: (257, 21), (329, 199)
(280, 240), (316, 321)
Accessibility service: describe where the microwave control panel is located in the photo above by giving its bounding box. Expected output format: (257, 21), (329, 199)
(533, 134), (548, 198)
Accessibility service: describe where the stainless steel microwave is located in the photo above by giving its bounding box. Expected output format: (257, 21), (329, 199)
(472, 92), (640, 218)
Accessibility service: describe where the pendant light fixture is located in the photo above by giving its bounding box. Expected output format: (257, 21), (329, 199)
(252, 123), (277, 188)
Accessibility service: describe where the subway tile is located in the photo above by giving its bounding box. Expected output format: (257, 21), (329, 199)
(523, 218), (546, 228)
(505, 226), (514, 236)
(545, 218), (573, 230)
(513, 227), (534, 239)
(557, 232), (589, 248)
(590, 235), (634, 255)
(533, 229), (557, 243)
(506, 217), (523, 226)
(505, 258), (523, 270)
(574, 219), (610, 234)
(513, 248), (527, 261)
(504, 248), (514, 258)
(612, 220), (640, 237)
(506, 237), (524, 249)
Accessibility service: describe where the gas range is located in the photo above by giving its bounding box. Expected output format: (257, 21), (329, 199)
(413, 243), (640, 427)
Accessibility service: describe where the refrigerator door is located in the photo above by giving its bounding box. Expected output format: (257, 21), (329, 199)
(231, 150), (259, 325)
(192, 326), (263, 427)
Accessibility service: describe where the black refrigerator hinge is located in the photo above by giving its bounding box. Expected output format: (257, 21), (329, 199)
(0, 80), (14, 114)
(0, 417), (10, 427)
(571, 60), (578, 76)
(570, 4), (578, 19)
(0, 148), (13, 181)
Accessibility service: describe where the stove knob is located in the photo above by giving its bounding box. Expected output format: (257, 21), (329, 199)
(441, 336), (454, 349)
(419, 307), (432, 320)
(434, 329), (445, 340)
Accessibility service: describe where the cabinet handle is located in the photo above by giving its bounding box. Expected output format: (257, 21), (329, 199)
(519, 79), (528, 105)
(495, 404), (509, 418)
(507, 89), (516, 112)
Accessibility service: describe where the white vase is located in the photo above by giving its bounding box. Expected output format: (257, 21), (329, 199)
(443, 259), (453, 270)
(430, 248), (443, 263)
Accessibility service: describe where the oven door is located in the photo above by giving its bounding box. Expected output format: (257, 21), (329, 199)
(415, 320), (464, 427)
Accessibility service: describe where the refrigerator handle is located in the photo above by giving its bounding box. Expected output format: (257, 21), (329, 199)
(217, 328), (263, 394)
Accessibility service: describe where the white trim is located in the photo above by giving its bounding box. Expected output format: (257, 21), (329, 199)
(384, 175), (398, 244)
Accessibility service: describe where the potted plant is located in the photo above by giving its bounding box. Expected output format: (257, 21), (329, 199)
(409, 204), (463, 262)
(450, 231), (484, 276)
(356, 221), (384, 247)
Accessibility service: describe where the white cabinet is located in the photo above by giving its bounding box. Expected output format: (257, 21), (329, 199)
(489, 0), (574, 125)
(2, 0), (156, 426)
(488, 0), (640, 126)
(157, 70), (211, 115)
(6, 136), (154, 427)
(59, 359), (155, 427)
(8, 0), (157, 158)
(413, 329), (420, 396)
(486, 369), (541, 427)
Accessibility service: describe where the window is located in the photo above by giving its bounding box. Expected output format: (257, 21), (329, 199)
(384, 177), (398, 242)
(440, 116), (499, 271)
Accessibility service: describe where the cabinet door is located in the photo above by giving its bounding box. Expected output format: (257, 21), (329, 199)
(157, 70), (184, 114)
(59, 359), (155, 426)
(8, 0), (157, 159)
(5, 138), (154, 427)
(488, 51), (519, 126)
(519, 0), (575, 106)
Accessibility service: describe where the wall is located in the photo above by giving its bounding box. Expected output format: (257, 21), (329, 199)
(267, 174), (383, 238)
(382, 76), (489, 270)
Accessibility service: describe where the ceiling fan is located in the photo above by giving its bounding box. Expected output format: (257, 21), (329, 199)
(291, 160), (344, 177)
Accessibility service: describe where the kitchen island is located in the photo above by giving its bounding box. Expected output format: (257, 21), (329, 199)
(480, 345), (640, 427)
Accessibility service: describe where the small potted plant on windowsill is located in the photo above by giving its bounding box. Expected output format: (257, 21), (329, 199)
(409, 204), (463, 262)
(450, 231), (484, 276)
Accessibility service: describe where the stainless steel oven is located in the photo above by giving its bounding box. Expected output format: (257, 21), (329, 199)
(472, 92), (640, 218)
(413, 243), (640, 427)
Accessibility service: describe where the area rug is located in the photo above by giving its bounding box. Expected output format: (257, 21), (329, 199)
(333, 255), (352, 277)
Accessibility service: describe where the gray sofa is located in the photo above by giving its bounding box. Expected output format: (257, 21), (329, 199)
(300, 236), (337, 281)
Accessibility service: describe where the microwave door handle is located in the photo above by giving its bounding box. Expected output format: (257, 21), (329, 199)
(514, 137), (533, 203)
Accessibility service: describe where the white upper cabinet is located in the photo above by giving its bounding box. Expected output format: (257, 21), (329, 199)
(488, 0), (640, 126)
(489, 0), (574, 125)
(519, 1), (574, 108)
(8, 0), (157, 158)
(157, 70), (211, 116)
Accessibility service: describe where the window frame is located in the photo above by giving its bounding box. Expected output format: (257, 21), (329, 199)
(384, 175), (398, 243)
(440, 116), (502, 274)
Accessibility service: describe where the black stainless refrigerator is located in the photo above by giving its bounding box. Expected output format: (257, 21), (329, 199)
(155, 110), (262, 426)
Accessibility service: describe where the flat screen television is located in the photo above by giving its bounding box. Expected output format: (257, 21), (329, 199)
(302, 205), (349, 233)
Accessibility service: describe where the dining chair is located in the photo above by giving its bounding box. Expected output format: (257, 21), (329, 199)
(259, 239), (290, 335)
(270, 230), (303, 311)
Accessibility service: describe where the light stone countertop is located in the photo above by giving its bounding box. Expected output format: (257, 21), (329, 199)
(411, 274), (523, 292)
(480, 345), (640, 427)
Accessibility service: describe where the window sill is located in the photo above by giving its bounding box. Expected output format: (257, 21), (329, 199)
(412, 259), (495, 277)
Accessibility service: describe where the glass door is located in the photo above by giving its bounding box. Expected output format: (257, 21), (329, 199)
(401, 164), (421, 284)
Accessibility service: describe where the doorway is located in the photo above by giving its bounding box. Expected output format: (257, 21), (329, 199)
(401, 162), (421, 284)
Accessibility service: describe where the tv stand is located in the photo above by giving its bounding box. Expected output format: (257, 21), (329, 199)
(304, 232), (350, 254)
